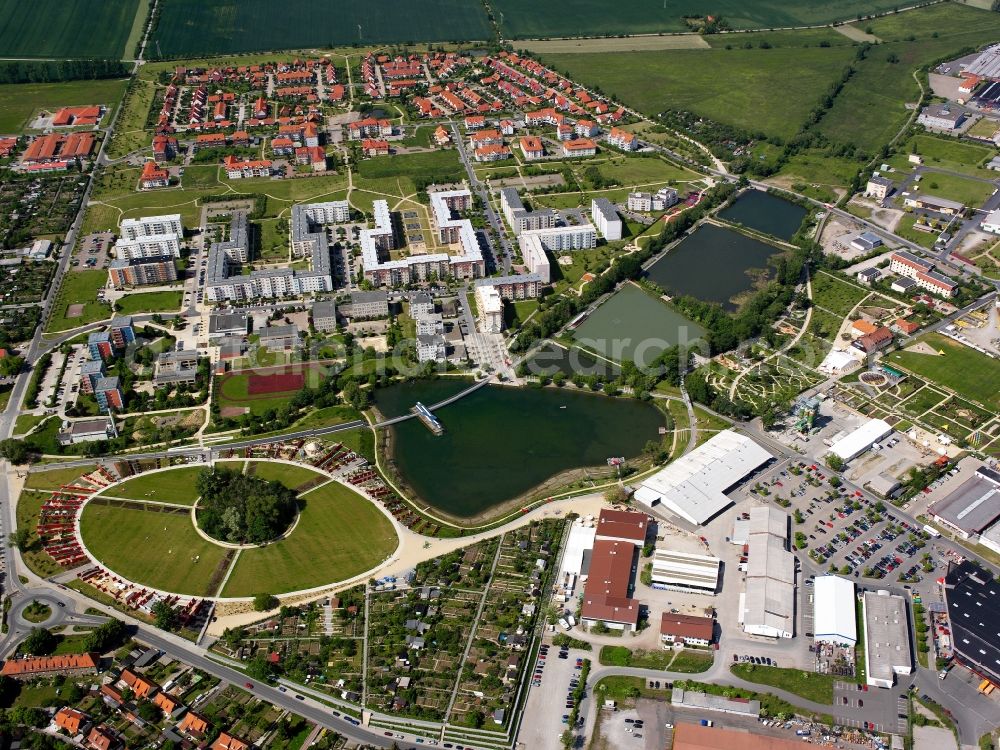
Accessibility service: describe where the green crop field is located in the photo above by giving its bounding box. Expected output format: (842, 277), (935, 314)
(107, 466), (205, 505)
(890, 333), (1000, 410)
(494, 0), (908, 38)
(151, 0), (491, 57)
(0, 78), (129, 134)
(0, 0), (141, 58)
(115, 290), (183, 316)
(541, 44), (856, 140)
(818, 4), (1000, 154)
(221, 480), (398, 597)
(80, 503), (230, 595)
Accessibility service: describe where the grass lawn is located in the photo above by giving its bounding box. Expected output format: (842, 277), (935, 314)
(894, 213), (938, 249)
(247, 461), (324, 491)
(221, 480), (398, 597)
(889, 333), (1000, 410)
(730, 663), (835, 704)
(338, 427), (375, 463)
(216, 373), (299, 417)
(79, 502), (229, 596)
(896, 135), (995, 178)
(599, 645), (712, 672)
(46, 270), (110, 333)
(811, 270), (870, 316)
(106, 466), (205, 505)
(23, 464), (97, 491)
(916, 172), (995, 209)
(540, 45), (856, 140)
(115, 290), (183, 315)
(357, 148), (464, 183)
(12, 413), (48, 436)
(0, 78), (130, 133)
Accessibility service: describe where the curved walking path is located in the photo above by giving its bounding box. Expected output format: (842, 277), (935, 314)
(728, 268), (815, 400)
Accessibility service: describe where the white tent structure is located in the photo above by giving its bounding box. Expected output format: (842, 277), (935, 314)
(813, 575), (857, 646)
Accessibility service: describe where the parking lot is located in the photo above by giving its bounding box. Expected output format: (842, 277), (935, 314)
(833, 682), (908, 734)
(519, 643), (587, 750)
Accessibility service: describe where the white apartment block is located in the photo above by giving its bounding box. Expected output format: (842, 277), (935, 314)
(627, 187), (678, 212)
(120, 214), (183, 241)
(475, 284), (504, 334)
(363, 190), (485, 287)
(518, 224), (597, 254)
(520, 237), (551, 283)
(591, 197), (622, 241)
(416, 334), (446, 362)
(500, 187), (556, 237)
(113, 235), (181, 260)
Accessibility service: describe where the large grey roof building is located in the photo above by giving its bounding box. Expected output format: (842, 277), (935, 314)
(928, 467), (1000, 539)
(862, 590), (912, 688)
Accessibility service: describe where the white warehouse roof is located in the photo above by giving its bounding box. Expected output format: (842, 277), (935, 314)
(813, 575), (857, 646)
(828, 419), (893, 463)
(651, 549), (721, 592)
(634, 430), (772, 525)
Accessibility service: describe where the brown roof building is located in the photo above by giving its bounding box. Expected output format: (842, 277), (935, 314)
(660, 613), (715, 645)
(212, 732), (251, 750)
(179, 710), (210, 735)
(55, 707), (88, 735)
(580, 539), (639, 630)
(595, 509), (649, 544)
(87, 725), (118, 750)
(851, 327), (894, 355)
(0, 652), (99, 679)
(153, 690), (180, 715)
(119, 668), (158, 698)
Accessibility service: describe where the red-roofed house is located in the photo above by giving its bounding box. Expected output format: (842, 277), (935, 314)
(140, 160), (170, 189)
(1, 652), (99, 679)
(562, 138), (597, 157)
(153, 691), (181, 716)
(851, 326), (894, 355)
(271, 136), (295, 155)
(519, 136), (544, 161)
(152, 135), (178, 161)
(295, 145), (327, 171)
(608, 127), (637, 151)
(893, 318), (920, 336)
(361, 139), (390, 157)
(580, 540), (640, 631)
(474, 143), (511, 162)
(433, 126), (451, 146)
(596, 509), (649, 544)
(179, 711), (210, 736)
(660, 613), (715, 646)
(119, 668), (158, 699)
(212, 732), (251, 750)
(54, 707), (88, 735)
(464, 115), (486, 130)
(222, 155), (273, 179)
(87, 725), (118, 750)
(349, 118), (392, 139)
(52, 105), (103, 127)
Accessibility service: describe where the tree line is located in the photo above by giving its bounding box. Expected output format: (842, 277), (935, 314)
(0, 59), (129, 85)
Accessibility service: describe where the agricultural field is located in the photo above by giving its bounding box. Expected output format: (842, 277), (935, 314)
(889, 333), (1000, 410)
(540, 44), (856, 140)
(79, 501), (231, 595)
(150, 0), (491, 57)
(810, 270), (870, 317)
(493, 0), (908, 38)
(0, 78), (129, 134)
(0, 0), (141, 58)
(818, 4), (1000, 154)
(106, 465), (205, 505)
(221, 480), (398, 597)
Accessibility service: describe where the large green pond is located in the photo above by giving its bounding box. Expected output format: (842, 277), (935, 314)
(375, 381), (664, 518)
(645, 224), (786, 312)
(571, 284), (707, 367)
(717, 189), (807, 241)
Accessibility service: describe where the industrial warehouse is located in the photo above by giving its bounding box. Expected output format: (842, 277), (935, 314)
(944, 561), (1000, 688)
(633, 430), (773, 525)
(813, 575), (857, 646)
(740, 506), (795, 639)
(862, 590), (912, 688)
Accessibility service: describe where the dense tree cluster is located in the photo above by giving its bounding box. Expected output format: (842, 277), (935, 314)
(0, 59), (128, 84)
(196, 468), (298, 544)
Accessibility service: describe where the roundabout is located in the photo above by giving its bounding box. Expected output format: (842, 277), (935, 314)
(78, 460), (400, 600)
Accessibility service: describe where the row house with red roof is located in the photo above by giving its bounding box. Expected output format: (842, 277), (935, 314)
(349, 118), (393, 139)
(607, 126), (638, 151)
(21, 132), (94, 166)
(222, 155), (274, 179)
(362, 139), (390, 158)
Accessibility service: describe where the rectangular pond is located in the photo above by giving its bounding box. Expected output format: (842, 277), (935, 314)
(716, 189), (808, 241)
(645, 223), (787, 312)
(571, 284), (706, 367)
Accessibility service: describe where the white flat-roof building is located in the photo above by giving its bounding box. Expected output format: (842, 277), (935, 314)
(818, 348), (863, 376)
(520, 237), (552, 283)
(633, 430), (772, 525)
(113, 235), (181, 260)
(120, 214), (183, 241)
(591, 197), (622, 241)
(650, 549), (720, 593)
(475, 284), (504, 333)
(813, 575), (857, 646)
(740, 506), (794, 639)
(517, 224), (597, 254)
(982, 209), (1000, 235)
(828, 419), (893, 463)
(863, 590), (912, 688)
